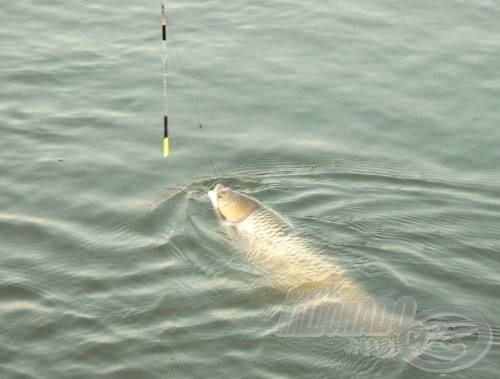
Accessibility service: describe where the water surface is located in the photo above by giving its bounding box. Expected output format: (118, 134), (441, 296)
(1, 1), (499, 378)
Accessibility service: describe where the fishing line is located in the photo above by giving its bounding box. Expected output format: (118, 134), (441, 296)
(169, 26), (221, 176)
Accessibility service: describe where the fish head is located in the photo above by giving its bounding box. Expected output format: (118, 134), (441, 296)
(208, 184), (256, 223)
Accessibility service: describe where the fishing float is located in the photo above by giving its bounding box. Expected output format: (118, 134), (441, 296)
(161, 1), (169, 157)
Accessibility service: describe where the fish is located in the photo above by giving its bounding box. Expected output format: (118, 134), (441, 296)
(207, 184), (424, 342)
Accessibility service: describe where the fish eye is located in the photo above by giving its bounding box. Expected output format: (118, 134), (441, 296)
(218, 191), (225, 199)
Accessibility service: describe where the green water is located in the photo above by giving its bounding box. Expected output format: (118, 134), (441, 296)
(1, 1), (499, 378)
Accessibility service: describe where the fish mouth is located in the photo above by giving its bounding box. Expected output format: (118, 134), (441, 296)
(208, 189), (217, 209)
(207, 183), (220, 209)
(208, 184), (227, 220)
